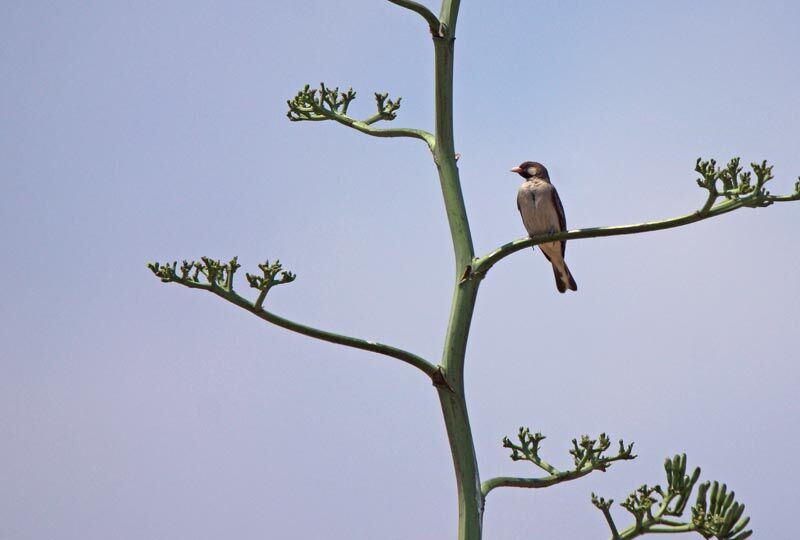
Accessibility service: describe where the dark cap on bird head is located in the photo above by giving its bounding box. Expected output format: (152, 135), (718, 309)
(510, 161), (549, 180)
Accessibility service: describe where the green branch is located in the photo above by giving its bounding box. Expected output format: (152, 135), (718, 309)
(386, 0), (445, 37)
(147, 257), (439, 380)
(472, 158), (800, 279)
(592, 495), (622, 540)
(482, 428), (636, 498)
(481, 470), (596, 496)
(592, 454), (752, 540)
(287, 83), (434, 148)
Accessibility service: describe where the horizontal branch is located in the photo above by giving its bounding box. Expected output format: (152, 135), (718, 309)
(472, 183), (800, 277)
(487, 430), (636, 498)
(148, 258), (439, 380)
(481, 466), (596, 497)
(483, 447), (634, 497)
(618, 523), (695, 538)
(386, 0), (444, 36)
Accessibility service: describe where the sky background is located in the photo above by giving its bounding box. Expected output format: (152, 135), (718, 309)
(2, 1), (799, 539)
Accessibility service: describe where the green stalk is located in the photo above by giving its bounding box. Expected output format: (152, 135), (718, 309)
(431, 2), (484, 539)
(436, 279), (482, 540)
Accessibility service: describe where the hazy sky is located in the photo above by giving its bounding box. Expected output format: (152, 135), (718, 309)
(2, 1), (799, 539)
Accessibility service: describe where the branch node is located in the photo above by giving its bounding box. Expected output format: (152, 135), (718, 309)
(431, 365), (454, 392)
(458, 265), (472, 284)
(246, 259), (297, 309)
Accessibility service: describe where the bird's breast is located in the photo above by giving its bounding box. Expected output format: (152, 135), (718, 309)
(517, 182), (560, 236)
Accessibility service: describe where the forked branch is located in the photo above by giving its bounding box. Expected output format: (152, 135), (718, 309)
(287, 83), (434, 148)
(147, 257), (439, 379)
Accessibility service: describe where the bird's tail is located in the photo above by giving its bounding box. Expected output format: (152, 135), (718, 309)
(552, 262), (578, 293)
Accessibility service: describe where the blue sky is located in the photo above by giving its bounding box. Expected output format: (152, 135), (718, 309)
(2, 1), (799, 539)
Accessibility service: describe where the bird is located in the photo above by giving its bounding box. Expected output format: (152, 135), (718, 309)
(510, 161), (578, 293)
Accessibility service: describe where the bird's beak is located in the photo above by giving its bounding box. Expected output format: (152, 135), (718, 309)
(510, 166), (522, 173)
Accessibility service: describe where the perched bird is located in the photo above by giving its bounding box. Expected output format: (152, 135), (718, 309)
(511, 161), (578, 293)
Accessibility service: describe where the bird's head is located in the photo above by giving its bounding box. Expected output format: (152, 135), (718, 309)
(510, 161), (549, 181)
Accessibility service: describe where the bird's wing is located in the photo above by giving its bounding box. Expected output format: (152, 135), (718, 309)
(550, 187), (568, 257)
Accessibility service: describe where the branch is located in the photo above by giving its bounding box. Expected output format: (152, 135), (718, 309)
(481, 470), (592, 496)
(386, 0), (445, 37)
(592, 454), (752, 540)
(482, 428), (636, 497)
(287, 83), (434, 149)
(471, 158), (800, 278)
(147, 257), (439, 380)
(592, 495), (621, 540)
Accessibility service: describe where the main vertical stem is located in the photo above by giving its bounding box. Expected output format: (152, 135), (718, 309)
(431, 2), (484, 539)
(436, 280), (482, 540)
